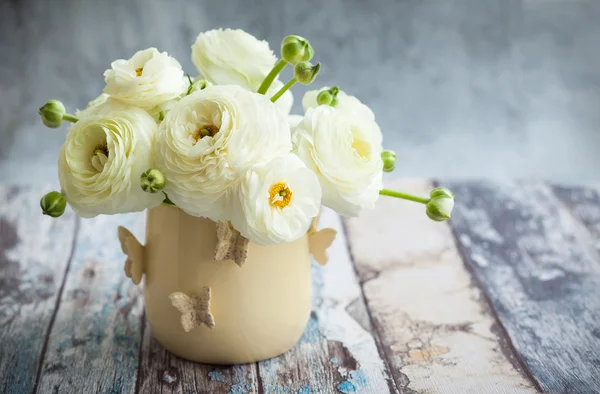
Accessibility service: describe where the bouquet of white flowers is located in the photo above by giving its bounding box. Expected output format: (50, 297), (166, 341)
(38, 29), (455, 248)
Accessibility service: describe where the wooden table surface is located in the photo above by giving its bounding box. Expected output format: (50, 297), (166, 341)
(1, 180), (599, 394)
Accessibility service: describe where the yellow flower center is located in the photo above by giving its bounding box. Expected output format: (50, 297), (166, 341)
(135, 67), (143, 77)
(192, 125), (219, 144)
(269, 182), (292, 208)
(91, 144), (109, 172)
(351, 127), (371, 158)
(352, 139), (369, 158)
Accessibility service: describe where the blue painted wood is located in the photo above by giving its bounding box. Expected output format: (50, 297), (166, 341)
(36, 213), (146, 394)
(446, 180), (600, 394)
(0, 186), (78, 394)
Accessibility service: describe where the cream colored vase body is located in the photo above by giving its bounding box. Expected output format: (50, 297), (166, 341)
(143, 205), (312, 364)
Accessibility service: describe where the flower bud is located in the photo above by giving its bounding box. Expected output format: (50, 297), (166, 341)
(381, 150), (396, 172)
(426, 187), (455, 222)
(40, 191), (67, 218)
(39, 100), (66, 128)
(317, 91), (333, 106)
(187, 79), (211, 95)
(294, 61), (321, 85)
(281, 35), (314, 65)
(141, 168), (166, 193)
(317, 86), (339, 107)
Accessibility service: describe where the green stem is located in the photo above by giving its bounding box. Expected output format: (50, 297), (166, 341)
(379, 188), (430, 204)
(270, 78), (297, 103)
(257, 59), (287, 94)
(62, 114), (79, 123)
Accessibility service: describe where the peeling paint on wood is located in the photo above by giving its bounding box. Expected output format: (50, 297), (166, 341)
(447, 180), (600, 394)
(6, 182), (598, 393)
(257, 208), (393, 394)
(0, 186), (78, 394)
(36, 213), (146, 394)
(345, 179), (537, 394)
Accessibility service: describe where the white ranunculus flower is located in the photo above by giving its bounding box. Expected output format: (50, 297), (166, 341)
(58, 107), (163, 218)
(191, 28), (276, 92)
(292, 106), (383, 217)
(155, 85), (292, 221)
(231, 154), (321, 245)
(104, 48), (187, 109)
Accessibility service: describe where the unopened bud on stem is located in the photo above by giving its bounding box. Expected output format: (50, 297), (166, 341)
(40, 191), (67, 218)
(426, 187), (455, 222)
(317, 86), (340, 106)
(381, 150), (396, 172)
(39, 100), (67, 128)
(141, 169), (166, 193)
(294, 61), (321, 85)
(281, 35), (314, 65)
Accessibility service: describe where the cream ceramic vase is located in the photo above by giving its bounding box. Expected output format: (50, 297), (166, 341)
(118, 204), (324, 364)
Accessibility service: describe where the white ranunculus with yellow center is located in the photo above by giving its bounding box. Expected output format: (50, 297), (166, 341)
(58, 107), (163, 218)
(154, 85), (292, 221)
(191, 28), (293, 115)
(292, 106), (383, 217)
(104, 48), (187, 109)
(231, 154), (321, 245)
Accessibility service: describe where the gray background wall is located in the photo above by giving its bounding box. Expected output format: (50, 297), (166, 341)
(1, 0), (599, 184)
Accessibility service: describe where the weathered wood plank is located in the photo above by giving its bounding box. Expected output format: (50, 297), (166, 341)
(257, 207), (394, 394)
(0, 186), (78, 394)
(37, 213), (146, 394)
(345, 179), (536, 394)
(446, 180), (600, 394)
(137, 317), (259, 394)
(551, 184), (600, 249)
